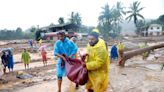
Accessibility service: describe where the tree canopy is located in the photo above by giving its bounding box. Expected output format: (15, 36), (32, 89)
(126, 1), (144, 26)
(68, 12), (82, 25)
(98, 2), (125, 40)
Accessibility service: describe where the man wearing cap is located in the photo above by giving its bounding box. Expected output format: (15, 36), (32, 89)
(54, 31), (78, 92)
(92, 28), (108, 50)
(82, 30), (109, 92)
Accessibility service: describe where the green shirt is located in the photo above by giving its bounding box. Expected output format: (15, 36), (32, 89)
(21, 52), (30, 64)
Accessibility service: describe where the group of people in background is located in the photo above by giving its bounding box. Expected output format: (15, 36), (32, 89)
(1, 39), (47, 74)
(22, 39), (47, 69)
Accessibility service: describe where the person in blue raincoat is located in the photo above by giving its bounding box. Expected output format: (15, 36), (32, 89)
(7, 50), (14, 72)
(54, 31), (78, 92)
(110, 43), (118, 61)
(28, 40), (33, 48)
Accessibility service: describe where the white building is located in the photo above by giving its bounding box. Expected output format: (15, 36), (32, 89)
(146, 24), (162, 36)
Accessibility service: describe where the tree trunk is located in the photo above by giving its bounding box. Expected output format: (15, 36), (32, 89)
(120, 43), (164, 67)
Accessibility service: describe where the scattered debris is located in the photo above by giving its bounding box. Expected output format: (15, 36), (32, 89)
(121, 73), (127, 76)
(0, 79), (8, 84)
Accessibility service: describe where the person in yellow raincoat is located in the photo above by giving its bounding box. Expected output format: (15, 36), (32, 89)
(82, 31), (109, 92)
(117, 41), (124, 66)
(38, 38), (42, 46)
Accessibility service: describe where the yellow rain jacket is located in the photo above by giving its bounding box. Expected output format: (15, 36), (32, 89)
(117, 43), (124, 51)
(85, 38), (109, 92)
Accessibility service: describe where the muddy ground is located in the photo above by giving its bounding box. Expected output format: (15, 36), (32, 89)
(0, 40), (164, 92)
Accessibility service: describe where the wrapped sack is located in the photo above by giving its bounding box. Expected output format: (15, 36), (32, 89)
(63, 54), (88, 85)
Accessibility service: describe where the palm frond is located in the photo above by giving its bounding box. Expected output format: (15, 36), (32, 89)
(136, 1), (141, 9)
(122, 11), (126, 15)
(126, 11), (133, 13)
(137, 7), (145, 12)
(126, 14), (133, 22)
(137, 14), (145, 20)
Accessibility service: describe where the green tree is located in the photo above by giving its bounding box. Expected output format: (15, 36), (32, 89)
(126, 1), (144, 27)
(158, 14), (164, 23)
(0, 28), (25, 40)
(111, 2), (125, 34)
(15, 27), (23, 39)
(113, 2), (126, 22)
(68, 12), (82, 25)
(157, 14), (164, 31)
(99, 4), (113, 26)
(98, 4), (116, 40)
(136, 20), (146, 35)
(58, 17), (65, 24)
(27, 26), (38, 39)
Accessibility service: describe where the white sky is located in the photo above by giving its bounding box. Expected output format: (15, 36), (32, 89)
(0, 0), (163, 30)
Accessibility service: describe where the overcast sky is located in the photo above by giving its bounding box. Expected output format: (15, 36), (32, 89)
(0, 0), (163, 30)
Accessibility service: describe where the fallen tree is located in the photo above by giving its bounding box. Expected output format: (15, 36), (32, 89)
(120, 43), (164, 67)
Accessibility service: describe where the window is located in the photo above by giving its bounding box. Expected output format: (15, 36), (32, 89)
(157, 27), (159, 29)
(151, 27), (153, 30)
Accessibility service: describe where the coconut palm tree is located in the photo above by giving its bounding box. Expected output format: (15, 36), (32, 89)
(99, 4), (113, 26)
(114, 2), (126, 22)
(68, 12), (81, 25)
(98, 4), (113, 40)
(112, 2), (125, 34)
(126, 1), (144, 27)
(98, 2), (126, 39)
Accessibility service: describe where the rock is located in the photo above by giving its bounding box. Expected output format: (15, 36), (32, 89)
(16, 71), (33, 79)
(22, 81), (26, 84)
(21, 80), (36, 87)
(121, 73), (127, 76)
(43, 78), (51, 81)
